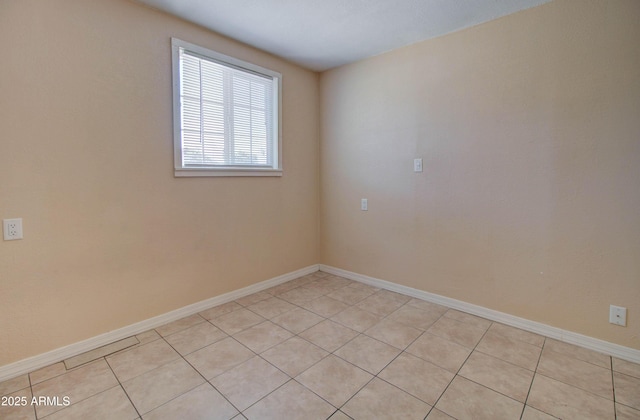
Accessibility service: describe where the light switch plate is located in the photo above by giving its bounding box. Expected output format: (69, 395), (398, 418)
(414, 158), (423, 172)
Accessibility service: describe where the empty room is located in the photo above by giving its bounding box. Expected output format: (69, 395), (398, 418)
(1, 0), (638, 419)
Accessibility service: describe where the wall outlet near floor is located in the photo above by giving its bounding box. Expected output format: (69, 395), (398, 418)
(609, 305), (627, 326)
(361, 198), (368, 211)
(3, 218), (23, 240)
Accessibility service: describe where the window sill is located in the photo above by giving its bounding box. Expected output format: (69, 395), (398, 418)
(174, 168), (283, 177)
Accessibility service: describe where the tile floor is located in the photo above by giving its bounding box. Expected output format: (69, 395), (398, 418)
(1, 271), (639, 419)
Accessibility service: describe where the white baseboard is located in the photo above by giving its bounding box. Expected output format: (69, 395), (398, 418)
(0, 264), (320, 383)
(320, 264), (640, 364)
(3, 262), (637, 383)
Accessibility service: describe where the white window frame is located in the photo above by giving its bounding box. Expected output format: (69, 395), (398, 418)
(171, 38), (282, 177)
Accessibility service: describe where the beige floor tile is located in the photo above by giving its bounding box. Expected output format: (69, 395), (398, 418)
(435, 376), (523, 420)
(64, 337), (139, 370)
(0, 387), (35, 420)
(488, 323), (545, 347)
(313, 271), (330, 278)
(263, 280), (303, 296)
(232, 321), (293, 353)
(155, 314), (205, 337)
(299, 320), (359, 352)
(106, 339), (180, 382)
(614, 358), (640, 379)
(342, 378), (431, 420)
(282, 276), (315, 289)
(246, 297), (296, 319)
(326, 285), (376, 305)
(543, 338), (610, 369)
(377, 290), (411, 305)
(300, 277), (338, 297)
(210, 356), (288, 411)
(320, 275), (353, 289)
(261, 337), (328, 377)
(346, 282), (381, 294)
(0, 374), (29, 396)
(314, 271), (334, 277)
(527, 374), (614, 419)
(32, 359), (119, 418)
(296, 355), (372, 407)
(334, 335), (400, 375)
(235, 291), (271, 307)
(304, 279), (346, 295)
(427, 316), (486, 349)
(364, 318), (422, 350)
(244, 380), (336, 420)
(270, 307), (324, 334)
(355, 292), (406, 317)
(616, 403), (640, 420)
(537, 348), (612, 399)
(443, 309), (492, 330)
(143, 383), (238, 420)
(199, 302), (243, 320)
(405, 298), (448, 314)
(406, 333), (471, 373)
(387, 306), (442, 330)
(185, 337), (254, 380)
(614, 372), (640, 409)
(302, 295), (349, 317)
(426, 409), (455, 419)
(163, 321), (227, 356)
(521, 406), (557, 419)
(44, 386), (137, 420)
(210, 308), (265, 335)
(379, 352), (454, 405)
(29, 362), (67, 385)
(327, 410), (352, 420)
(136, 330), (161, 345)
(459, 351), (534, 402)
(475, 330), (541, 370)
(122, 358), (204, 415)
(331, 307), (381, 332)
(278, 285), (325, 305)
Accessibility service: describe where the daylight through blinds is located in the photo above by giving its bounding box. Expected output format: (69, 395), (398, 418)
(179, 49), (274, 167)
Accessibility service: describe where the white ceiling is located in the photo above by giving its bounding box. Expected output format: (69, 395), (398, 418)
(137, 0), (551, 72)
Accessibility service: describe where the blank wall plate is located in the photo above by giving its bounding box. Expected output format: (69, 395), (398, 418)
(3, 218), (23, 241)
(361, 198), (368, 211)
(609, 305), (627, 326)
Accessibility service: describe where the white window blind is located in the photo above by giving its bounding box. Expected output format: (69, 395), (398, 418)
(172, 39), (282, 177)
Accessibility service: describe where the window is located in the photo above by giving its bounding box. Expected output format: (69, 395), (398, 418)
(171, 38), (282, 177)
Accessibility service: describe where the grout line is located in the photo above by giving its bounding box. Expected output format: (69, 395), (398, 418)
(192, 275), (362, 416)
(161, 333), (244, 416)
(103, 357), (142, 420)
(426, 318), (494, 418)
(27, 372), (37, 420)
(325, 294), (450, 416)
(519, 337), (546, 419)
(611, 355), (618, 420)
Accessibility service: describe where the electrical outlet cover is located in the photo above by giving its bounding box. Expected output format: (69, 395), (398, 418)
(3, 218), (23, 240)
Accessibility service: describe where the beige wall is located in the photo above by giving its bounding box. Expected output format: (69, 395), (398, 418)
(320, 0), (640, 349)
(2, 0), (639, 368)
(0, 0), (319, 365)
